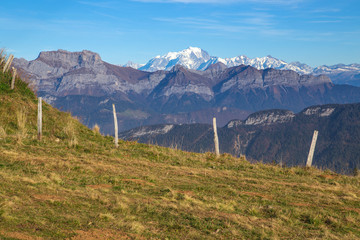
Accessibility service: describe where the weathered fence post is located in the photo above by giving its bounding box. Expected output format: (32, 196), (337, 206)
(11, 67), (16, 89)
(3, 54), (14, 73)
(112, 104), (119, 148)
(306, 130), (318, 167)
(37, 97), (42, 141)
(213, 117), (220, 158)
(0, 49), (5, 65)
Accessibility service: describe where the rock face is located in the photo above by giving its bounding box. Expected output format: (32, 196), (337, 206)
(15, 49), (164, 98)
(13, 49), (360, 134)
(227, 109), (296, 127)
(120, 103), (360, 175)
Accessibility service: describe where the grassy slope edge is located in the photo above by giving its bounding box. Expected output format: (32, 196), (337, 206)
(0, 53), (360, 239)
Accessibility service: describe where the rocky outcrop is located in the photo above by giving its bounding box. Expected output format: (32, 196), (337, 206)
(227, 109), (295, 128)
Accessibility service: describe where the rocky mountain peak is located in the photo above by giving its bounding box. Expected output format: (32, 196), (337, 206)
(170, 64), (188, 73)
(205, 62), (228, 71)
(37, 49), (102, 69)
(123, 61), (145, 69)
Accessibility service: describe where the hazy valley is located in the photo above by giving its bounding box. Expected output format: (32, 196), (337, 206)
(120, 103), (360, 174)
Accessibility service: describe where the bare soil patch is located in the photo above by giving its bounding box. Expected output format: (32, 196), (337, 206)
(239, 191), (273, 200)
(87, 184), (112, 189)
(71, 229), (145, 240)
(319, 174), (338, 180)
(289, 202), (313, 207)
(33, 194), (64, 201)
(0, 231), (43, 240)
(121, 179), (155, 186)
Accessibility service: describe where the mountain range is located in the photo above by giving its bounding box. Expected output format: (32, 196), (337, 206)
(125, 47), (360, 86)
(13, 49), (360, 134)
(120, 103), (360, 174)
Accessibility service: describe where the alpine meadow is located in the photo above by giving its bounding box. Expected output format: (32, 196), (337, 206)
(1, 0), (360, 239)
(1, 50), (360, 239)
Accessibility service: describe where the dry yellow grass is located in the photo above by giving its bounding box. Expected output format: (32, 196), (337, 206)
(0, 125), (6, 139)
(92, 124), (100, 134)
(15, 108), (27, 143)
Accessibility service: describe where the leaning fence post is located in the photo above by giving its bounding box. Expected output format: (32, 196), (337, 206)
(3, 54), (14, 73)
(0, 49), (5, 65)
(0, 50), (5, 66)
(306, 130), (318, 167)
(213, 117), (220, 158)
(113, 104), (119, 148)
(7, 55), (14, 72)
(37, 97), (42, 141)
(11, 67), (16, 89)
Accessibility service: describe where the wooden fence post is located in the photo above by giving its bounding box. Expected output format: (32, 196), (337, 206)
(213, 117), (220, 158)
(306, 130), (318, 167)
(113, 104), (119, 148)
(37, 97), (42, 141)
(0, 49), (5, 65)
(3, 54), (14, 73)
(11, 67), (16, 89)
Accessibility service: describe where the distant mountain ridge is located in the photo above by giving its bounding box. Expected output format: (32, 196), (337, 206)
(13, 49), (360, 135)
(125, 47), (360, 86)
(120, 103), (360, 174)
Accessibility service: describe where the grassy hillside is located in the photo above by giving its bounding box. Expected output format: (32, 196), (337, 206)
(120, 105), (360, 175)
(1, 52), (360, 239)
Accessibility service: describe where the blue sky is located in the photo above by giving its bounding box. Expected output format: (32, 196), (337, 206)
(0, 0), (359, 67)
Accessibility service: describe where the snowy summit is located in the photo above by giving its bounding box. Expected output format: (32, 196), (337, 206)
(139, 47), (211, 72)
(136, 47), (315, 74)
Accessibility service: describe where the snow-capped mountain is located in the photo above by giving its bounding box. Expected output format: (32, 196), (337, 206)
(313, 64), (360, 75)
(137, 47), (314, 74)
(123, 61), (144, 69)
(199, 55), (313, 74)
(139, 47), (211, 72)
(133, 47), (360, 86)
(313, 64), (360, 86)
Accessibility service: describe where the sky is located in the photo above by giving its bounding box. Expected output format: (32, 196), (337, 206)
(0, 0), (359, 67)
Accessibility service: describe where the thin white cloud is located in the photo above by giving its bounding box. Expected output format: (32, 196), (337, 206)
(153, 16), (294, 38)
(78, 1), (117, 8)
(133, 0), (302, 5)
(309, 20), (342, 23)
(154, 17), (255, 32)
(310, 8), (341, 13)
